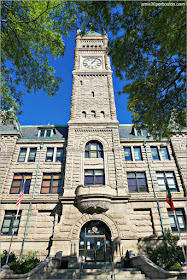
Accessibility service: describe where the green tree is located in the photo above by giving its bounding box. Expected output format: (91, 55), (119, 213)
(1, 0), (79, 123)
(1, 250), (40, 274)
(144, 230), (185, 271)
(1, 1), (186, 138)
(79, 1), (186, 138)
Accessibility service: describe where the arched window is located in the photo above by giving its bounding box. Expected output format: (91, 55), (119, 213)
(101, 111), (105, 118)
(91, 110), (96, 118)
(82, 111), (86, 118)
(92, 91), (94, 97)
(85, 141), (103, 158)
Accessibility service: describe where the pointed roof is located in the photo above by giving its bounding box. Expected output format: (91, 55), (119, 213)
(86, 30), (101, 36)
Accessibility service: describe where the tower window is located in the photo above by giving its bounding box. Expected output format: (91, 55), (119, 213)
(82, 111), (86, 118)
(85, 141), (103, 158)
(101, 111), (105, 118)
(91, 111), (96, 118)
(92, 91), (94, 97)
(80, 80), (83, 85)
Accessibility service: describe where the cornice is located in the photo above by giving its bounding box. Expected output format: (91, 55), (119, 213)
(72, 70), (113, 75)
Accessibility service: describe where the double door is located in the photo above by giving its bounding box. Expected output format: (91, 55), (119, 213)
(85, 236), (105, 261)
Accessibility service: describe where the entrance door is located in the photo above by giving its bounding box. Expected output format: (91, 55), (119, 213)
(79, 220), (111, 262)
(85, 236), (105, 261)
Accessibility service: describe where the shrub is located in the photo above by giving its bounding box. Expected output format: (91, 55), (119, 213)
(144, 229), (185, 271)
(1, 250), (40, 274)
(169, 262), (181, 271)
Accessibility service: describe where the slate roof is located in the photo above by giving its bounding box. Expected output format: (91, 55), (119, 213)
(0, 123), (148, 140)
(0, 124), (68, 140)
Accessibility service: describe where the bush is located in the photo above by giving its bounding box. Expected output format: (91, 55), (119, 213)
(169, 262), (181, 271)
(1, 250), (40, 274)
(144, 229), (185, 271)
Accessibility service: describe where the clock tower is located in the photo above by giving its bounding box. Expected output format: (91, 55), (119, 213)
(57, 30), (131, 262)
(64, 29), (126, 194)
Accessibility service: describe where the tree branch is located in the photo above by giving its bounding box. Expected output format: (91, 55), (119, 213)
(1, 2), (61, 24)
(162, 66), (185, 92)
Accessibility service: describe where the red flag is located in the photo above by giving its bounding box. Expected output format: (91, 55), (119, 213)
(166, 184), (175, 211)
(16, 179), (26, 206)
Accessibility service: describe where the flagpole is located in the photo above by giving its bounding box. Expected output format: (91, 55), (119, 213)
(144, 141), (168, 246)
(5, 203), (20, 265)
(173, 210), (187, 263)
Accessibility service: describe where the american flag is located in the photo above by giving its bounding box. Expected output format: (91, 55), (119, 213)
(16, 179), (26, 206)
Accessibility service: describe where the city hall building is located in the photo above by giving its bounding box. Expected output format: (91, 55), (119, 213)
(0, 30), (186, 263)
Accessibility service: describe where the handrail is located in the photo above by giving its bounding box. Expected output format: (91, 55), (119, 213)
(110, 255), (115, 280)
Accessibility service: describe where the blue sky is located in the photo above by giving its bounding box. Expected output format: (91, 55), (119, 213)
(18, 30), (132, 126)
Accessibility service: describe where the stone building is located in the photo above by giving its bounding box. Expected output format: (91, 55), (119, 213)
(0, 30), (186, 263)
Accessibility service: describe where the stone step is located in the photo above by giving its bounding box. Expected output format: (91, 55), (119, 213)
(48, 268), (77, 279)
(80, 268), (148, 280)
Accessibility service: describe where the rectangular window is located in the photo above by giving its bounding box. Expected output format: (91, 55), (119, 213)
(41, 174), (61, 194)
(46, 130), (51, 137)
(18, 148), (27, 162)
(40, 130), (45, 137)
(28, 148), (37, 162)
(56, 148), (64, 162)
(141, 129), (147, 136)
(84, 169), (105, 185)
(10, 174), (31, 194)
(1, 210), (22, 235)
(46, 148), (54, 162)
(156, 171), (178, 192)
(161, 147), (170, 160)
(151, 147), (160, 160)
(124, 147), (132, 161)
(168, 209), (186, 233)
(127, 172), (148, 193)
(134, 147), (142, 161)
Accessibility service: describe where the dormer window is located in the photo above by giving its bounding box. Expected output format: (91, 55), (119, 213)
(38, 128), (55, 137)
(46, 130), (51, 137)
(40, 130), (45, 137)
(141, 129), (147, 136)
(132, 127), (149, 137)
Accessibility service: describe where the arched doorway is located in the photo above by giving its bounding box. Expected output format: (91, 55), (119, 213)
(79, 220), (111, 262)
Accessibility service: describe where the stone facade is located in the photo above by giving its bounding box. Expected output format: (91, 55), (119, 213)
(0, 31), (186, 263)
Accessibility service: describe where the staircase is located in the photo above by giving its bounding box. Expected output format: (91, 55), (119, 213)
(48, 262), (150, 279)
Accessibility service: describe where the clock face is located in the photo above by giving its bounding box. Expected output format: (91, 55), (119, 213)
(83, 58), (101, 69)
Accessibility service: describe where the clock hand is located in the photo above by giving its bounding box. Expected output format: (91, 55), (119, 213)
(91, 59), (96, 64)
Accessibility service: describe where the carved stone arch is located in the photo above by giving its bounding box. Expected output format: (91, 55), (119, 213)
(70, 213), (119, 241)
(78, 135), (109, 152)
(0, 141), (7, 152)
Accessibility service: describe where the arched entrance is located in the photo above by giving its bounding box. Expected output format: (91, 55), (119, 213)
(79, 220), (111, 262)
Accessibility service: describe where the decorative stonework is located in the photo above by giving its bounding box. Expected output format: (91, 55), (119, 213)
(75, 185), (115, 213)
(70, 213), (120, 240)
